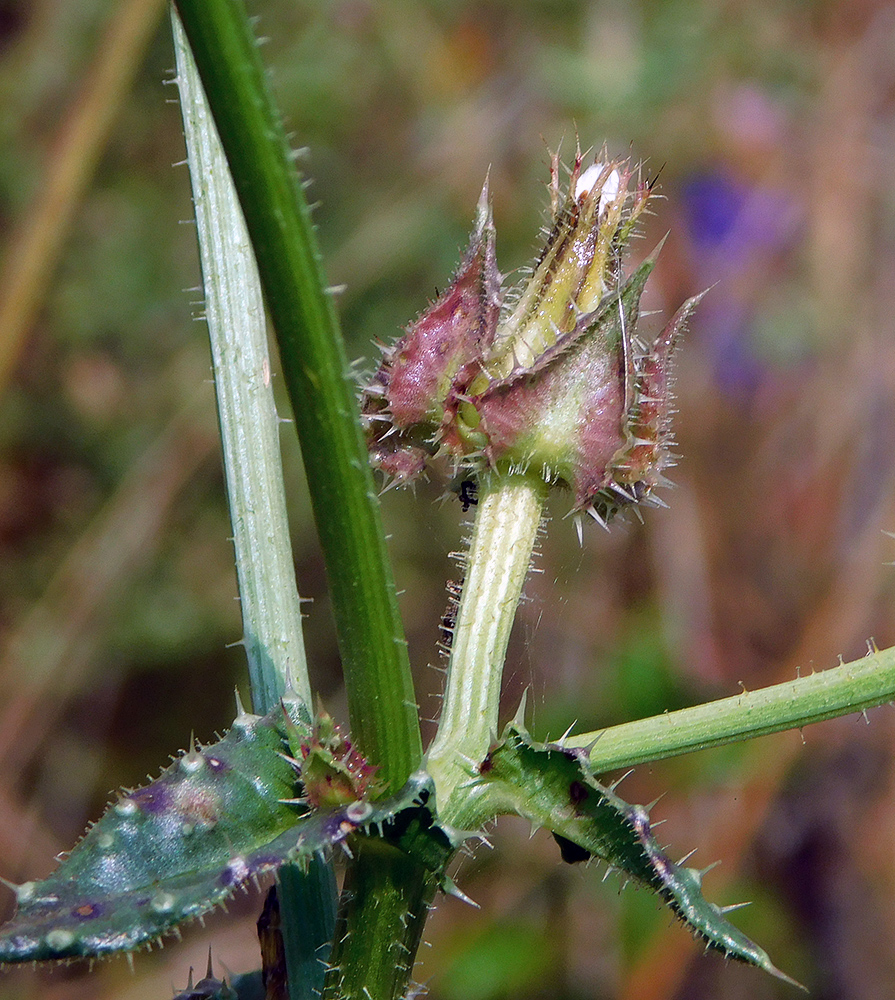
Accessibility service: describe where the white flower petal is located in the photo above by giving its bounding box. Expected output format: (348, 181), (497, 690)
(574, 163), (621, 216)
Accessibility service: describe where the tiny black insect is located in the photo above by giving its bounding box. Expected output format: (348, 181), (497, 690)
(458, 479), (478, 512)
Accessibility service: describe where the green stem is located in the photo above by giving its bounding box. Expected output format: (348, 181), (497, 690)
(444, 647), (895, 835)
(323, 472), (547, 999)
(322, 842), (437, 1000)
(277, 862), (339, 997)
(172, 13), (335, 999)
(567, 645), (895, 772)
(171, 9), (308, 714)
(427, 473), (547, 819)
(171, 0), (421, 792)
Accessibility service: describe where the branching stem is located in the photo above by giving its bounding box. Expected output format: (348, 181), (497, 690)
(570, 645), (895, 772)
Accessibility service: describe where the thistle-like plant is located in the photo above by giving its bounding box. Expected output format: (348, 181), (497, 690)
(3, 3), (895, 999)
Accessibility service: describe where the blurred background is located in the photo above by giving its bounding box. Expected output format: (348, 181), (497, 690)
(2, 0), (895, 997)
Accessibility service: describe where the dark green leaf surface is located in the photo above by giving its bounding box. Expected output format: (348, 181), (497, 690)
(478, 724), (803, 989)
(0, 703), (303, 963)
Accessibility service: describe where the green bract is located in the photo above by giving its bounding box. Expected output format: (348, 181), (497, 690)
(478, 722), (802, 989)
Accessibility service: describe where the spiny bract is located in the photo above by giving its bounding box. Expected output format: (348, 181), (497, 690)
(362, 148), (702, 524)
(476, 722), (803, 990)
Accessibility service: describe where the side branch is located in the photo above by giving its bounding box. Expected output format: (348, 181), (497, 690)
(570, 647), (895, 772)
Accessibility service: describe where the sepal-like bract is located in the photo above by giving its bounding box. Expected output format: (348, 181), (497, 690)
(285, 706), (380, 809)
(476, 723), (803, 989)
(363, 181), (500, 484)
(469, 250), (688, 517)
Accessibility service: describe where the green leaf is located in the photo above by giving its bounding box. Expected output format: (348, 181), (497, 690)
(0, 697), (451, 964)
(476, 723), (804, 990)
(0, 702), (304, 963)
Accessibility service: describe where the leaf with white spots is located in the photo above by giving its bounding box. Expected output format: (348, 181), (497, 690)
(0, 699), (452, 964)
(0, 703), (304, 963)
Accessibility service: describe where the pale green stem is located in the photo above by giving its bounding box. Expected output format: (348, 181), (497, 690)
(427, 473), (547, 819)
(568, 644), (895, 772)
(172, 12), (309, 714)
(173, 17), (333, 1000)
(443, 645), (895, 834)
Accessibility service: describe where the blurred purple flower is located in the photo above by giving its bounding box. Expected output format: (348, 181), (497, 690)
(682, 170), (801, 399)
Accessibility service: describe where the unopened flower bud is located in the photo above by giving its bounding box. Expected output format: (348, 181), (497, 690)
(484, 156), (645, 383)
(362, 148), (700, 524)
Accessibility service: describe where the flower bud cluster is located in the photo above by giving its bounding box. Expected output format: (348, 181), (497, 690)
(362, 149), (701, 524)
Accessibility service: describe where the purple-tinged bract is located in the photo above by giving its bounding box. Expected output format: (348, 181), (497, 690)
(362, 148), (698, 524)
(362, 181), (500, 483)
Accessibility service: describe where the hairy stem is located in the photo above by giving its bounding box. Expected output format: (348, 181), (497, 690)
(277, 863), (339, 998)
(322, 842), (437, 1000)
(172, 13), (334, 999)
(172, 0), (421, 792)
(427, 473), (547, 820)
(568, 644), (895, 771)
(444, 647), (895, 834)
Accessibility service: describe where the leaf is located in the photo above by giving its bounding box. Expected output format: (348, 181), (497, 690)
(0, 702), (305, 963)
(477, 724), (804, 989)
(173, 953), (241, 999)
(0, 694), (453, 964)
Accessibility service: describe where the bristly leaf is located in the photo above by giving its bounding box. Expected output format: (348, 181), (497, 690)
(173, 953), (240, 999)
(477, 723), (804, 989)
(0, 699), (453, 964)
(0, 702), (306, 963)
